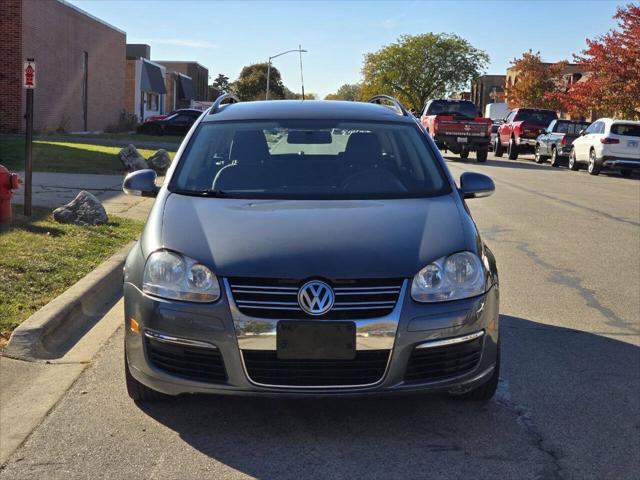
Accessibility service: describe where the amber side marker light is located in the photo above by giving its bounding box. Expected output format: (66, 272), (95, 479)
(129, 318), (140, 334)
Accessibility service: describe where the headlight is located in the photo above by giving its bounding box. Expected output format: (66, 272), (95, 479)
(142, 250), (220, 302)
(411, 251), (485, 302)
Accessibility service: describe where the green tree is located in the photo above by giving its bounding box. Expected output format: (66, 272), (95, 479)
(283, 87), (317, 100)
(361, 33), (489, 111)
(231, 63), (285, 101)
(325, 83), (362, 101)
(212, 73), (230, 93)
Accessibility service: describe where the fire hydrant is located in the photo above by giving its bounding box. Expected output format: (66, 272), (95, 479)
(0, 164), (22, 225)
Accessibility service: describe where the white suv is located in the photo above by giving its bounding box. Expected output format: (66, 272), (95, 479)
(569, 118), (640, 176)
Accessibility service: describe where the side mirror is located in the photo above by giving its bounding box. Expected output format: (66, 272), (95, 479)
(579, 129), (586, 136)
(123, 169), (159, 197)
(459, 172), (495, 199)
(540, 129), (547, 135)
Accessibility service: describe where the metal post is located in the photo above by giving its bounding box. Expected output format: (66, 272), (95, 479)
(266, 60), (271, 101)
(299, 44), (305, 100)
(24, 88), (33, 216)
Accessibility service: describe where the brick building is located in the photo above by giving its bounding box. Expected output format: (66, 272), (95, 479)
(156, 62), (209, 101)
(125, 44), (168, 122)
(0, 0), (125, 133)
(471, 75), (506, 116)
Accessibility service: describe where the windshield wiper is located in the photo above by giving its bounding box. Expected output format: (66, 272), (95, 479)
(173, 189), (230, 197)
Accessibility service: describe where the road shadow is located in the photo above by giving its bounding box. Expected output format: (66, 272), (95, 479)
(137, 315), (640, 479)
(445, 155), (552, 172)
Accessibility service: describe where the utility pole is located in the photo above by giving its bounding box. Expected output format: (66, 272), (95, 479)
(265, 47), (308, 100)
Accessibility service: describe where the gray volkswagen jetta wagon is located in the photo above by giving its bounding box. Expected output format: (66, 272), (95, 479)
(122, 95), (500, 402)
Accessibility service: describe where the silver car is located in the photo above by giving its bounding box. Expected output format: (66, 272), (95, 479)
(122, 95), (500, 402)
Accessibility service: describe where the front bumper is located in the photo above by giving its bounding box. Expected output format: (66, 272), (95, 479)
(124, 281), (500, 397)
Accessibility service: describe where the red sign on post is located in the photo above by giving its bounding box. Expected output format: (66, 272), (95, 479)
(23, 60), (36, 89)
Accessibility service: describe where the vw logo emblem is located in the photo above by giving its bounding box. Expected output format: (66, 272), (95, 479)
(298, 280), (334, 316)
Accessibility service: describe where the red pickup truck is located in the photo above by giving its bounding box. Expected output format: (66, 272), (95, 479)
(421, 100), (492, 162)
(495, 108), (558, 160)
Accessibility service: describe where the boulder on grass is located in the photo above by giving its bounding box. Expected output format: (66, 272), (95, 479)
(53, 191), (108, 226)
(147, 149), (171, 175)
(118, 144), (148, 171)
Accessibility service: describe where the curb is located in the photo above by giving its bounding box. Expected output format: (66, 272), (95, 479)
(4, 242), (135, 361)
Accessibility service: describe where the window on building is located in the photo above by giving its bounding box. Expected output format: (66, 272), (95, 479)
(146, 93), (159, 111)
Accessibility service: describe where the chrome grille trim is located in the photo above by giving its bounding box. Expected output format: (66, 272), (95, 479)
(225, 278), (408, 351)
(227, 278), (404, 319)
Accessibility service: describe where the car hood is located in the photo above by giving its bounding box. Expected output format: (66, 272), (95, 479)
(158, 193), (470, 279)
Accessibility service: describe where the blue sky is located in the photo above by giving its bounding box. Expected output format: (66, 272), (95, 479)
(69, 0), (623, 98)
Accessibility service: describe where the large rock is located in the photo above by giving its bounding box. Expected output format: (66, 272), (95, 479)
(118, 144), (148, 171)
(52, 191), (108, 226)
(147, 149), (171, 175)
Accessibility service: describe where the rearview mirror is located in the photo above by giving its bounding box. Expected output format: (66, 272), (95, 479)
(123, 169), (159, 197)
(287, 130), (332, 144)
(459, 172), (495, 199)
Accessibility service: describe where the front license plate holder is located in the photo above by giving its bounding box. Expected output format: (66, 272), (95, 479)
(457, 136), (468, 143)
(277, 321), (356, 360)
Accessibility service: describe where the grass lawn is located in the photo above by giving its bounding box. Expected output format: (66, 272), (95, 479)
(40, 132), (184, 145)
(0, 139), (176, 174)
(0, 206), (144, 343)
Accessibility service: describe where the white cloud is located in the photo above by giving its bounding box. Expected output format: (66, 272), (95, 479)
(134, 38), (217, 49)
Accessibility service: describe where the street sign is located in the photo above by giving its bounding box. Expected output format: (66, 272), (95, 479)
(23, 60), (36, 89)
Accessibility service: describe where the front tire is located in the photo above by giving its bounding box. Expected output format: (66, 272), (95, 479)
(534, 144), (548, 164)
(568, 148), (580, 171)
(125, 350), (162, 403)
(588, 149), (601, 176)
(494, 138), (504, 157)
(476, 148), (488, 163)
(454, 343), (500, 402)
(549, 147), (560, 167)
(508, 138), (519, 160)
(460, 151), (469, 159)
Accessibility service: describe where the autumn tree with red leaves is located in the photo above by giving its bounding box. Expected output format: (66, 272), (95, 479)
(549, 3), (640, 119)
(504, 50), (567, 110)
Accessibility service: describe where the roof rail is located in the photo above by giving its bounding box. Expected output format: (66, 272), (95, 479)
(368, 95), (409, 116)
(210, 93), (240, 114)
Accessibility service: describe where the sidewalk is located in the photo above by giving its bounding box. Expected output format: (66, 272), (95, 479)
(12, 171), (159, 220)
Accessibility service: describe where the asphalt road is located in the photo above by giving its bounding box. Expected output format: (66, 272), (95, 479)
(2, 152), (639, 480)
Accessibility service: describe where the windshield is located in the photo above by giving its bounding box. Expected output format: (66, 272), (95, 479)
(171, 121), (449, 199)
(515, 109), (557, 125)
(426, 101), (477, 118)
(555, 121), (590, 134)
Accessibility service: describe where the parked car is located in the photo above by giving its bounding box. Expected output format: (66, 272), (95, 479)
(569, 118), (640, 175)
(495, 108), (558, 160)
(421, 99), (492, 162)
(137, 109), (203, 136)
(534, 119), (591, 167)
(121, 96), (500, 403)
(144, 108), (203, 124)
(488, 123), (500, 152)
(484, 102), (508, 121)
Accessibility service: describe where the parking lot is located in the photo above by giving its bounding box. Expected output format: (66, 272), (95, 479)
(1, 151), (638, 480)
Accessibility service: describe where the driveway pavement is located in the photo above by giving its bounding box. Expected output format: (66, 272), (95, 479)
(12, 171), (158, 220)
(1, 152), (638, 479)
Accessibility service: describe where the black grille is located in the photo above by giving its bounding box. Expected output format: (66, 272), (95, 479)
(243, 349), (390, 386)
(146, 337), (227, 383)
(404, 336), (483, 383)
(228, 277), (403, 320)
